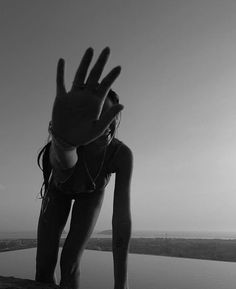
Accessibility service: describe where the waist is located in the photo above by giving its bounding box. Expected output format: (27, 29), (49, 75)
(48, 182), (104, 201)
(58, 171), (111, 194)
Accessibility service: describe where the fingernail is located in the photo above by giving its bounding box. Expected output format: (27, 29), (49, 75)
(116, 66), (121, 72)
(104, 47), (110, 53)
(87, 47), (93, 52)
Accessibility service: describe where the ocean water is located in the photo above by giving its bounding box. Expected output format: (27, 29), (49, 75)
(1, 230), (236, 239)
(131, 230), (236, 239)
(0, 248), (236, 289)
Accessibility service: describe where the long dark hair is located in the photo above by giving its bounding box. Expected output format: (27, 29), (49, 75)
(37, 89), (121, 199)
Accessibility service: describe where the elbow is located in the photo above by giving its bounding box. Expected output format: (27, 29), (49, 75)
(112, 218), (132, 242)
(112, 215), (132, 230)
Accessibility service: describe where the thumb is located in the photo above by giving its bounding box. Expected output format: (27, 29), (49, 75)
(95, 104), (124, 135)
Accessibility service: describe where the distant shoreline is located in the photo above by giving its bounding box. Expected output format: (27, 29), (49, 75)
(2, 230), (236, 240)
(1, 237), (236, 262)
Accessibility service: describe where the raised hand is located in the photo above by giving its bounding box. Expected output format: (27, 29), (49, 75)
(51, 47), (124, 147)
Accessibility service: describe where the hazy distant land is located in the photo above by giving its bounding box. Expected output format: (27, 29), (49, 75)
(1, 237), (236, 263)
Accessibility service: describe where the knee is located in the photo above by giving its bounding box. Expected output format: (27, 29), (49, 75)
(60, 261), (81, 288)
(36, 249), (58, 280)
(35, 267), (56, 284)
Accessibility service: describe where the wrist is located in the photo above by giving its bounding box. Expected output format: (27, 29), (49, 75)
(50, 137), (78, 170)
(48, 121), (76, 151)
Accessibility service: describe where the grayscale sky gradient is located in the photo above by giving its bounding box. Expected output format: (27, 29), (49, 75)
(1, 0), (236, 233)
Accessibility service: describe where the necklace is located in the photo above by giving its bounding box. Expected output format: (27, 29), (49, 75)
(82, 146), (107, 193)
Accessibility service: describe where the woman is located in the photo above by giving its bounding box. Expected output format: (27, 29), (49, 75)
(35, 47), (133, 289)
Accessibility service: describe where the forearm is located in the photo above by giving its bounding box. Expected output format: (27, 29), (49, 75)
(50, 138), (78, 169)
(112, 220), (132, 289)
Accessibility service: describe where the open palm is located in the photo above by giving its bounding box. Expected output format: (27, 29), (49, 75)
(51, 47), (123, 146)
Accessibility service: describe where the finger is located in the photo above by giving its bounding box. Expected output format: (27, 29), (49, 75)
(71, 47), (94, 90)
(98, 66), (121, 99)
(86, 47), (110, 87)
(94, 104), (124, 135)
(56, 58), (66, 95)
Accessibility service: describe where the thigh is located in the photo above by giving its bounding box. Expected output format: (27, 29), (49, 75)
(65, 190), (105, 252)
(36, 185), (73, 281)
(38, 186), (73, 234)
(37, 184), (73, 254)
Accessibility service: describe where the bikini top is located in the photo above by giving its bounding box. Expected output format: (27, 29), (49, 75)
(52, 138), (123, 196)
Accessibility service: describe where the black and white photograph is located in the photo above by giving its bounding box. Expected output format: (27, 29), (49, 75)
(1, 1), (236, 288)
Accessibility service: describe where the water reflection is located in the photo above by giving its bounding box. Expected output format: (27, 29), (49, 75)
(0, 248), (236, 289)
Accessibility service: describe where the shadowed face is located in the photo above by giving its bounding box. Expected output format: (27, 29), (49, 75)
(92, 97), (116, 147)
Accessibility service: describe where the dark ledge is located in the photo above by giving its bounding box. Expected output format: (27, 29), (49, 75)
(0, 276), (59, 289)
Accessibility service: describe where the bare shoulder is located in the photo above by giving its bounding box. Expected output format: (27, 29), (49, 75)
(113, 139), (133, 173)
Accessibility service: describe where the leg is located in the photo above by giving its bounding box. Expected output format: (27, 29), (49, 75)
(60, 190), (105, 289)
(35, 188), (72, 284)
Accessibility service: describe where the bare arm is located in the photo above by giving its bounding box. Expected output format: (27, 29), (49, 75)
(48, 140), (78, 183)
(49, 138), (78, 170)
(112, 144), (133, 289)
(48, 47), (123, 180)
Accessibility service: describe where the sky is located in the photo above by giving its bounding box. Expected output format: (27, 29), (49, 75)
(1, 0), (236, 233)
